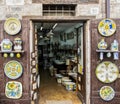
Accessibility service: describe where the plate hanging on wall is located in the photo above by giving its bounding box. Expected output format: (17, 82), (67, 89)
(95, 61), (119, 83)
(5, 81), (22, 99)
(98, 18), (116, 36)
(4, 60), (23, 79)
(99, 86), (115, 101)
(4, 17), (21, 35)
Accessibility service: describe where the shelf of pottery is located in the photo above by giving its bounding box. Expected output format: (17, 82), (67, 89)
(95, 18), (120, 102)
(0, 17), (24, 99)
(0, 38), (24, 58)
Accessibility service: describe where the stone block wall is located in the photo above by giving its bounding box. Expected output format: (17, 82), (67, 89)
(0, 0), (120, 20)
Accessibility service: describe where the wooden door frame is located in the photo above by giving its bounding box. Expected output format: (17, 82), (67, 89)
(23, 16), (94, 104)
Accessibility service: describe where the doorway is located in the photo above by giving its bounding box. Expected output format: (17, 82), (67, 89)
(31, 20), (86, 104)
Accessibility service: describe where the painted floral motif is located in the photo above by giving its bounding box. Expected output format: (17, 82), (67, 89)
(5, 81), (22, 99)
(100, 86), (115, 101)
(4, 60), (23, 79)
(96, 61), (119, 83)
(98, 19), (116, 36)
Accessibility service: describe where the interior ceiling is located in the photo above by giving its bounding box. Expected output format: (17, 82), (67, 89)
(36, 22), (82, 36)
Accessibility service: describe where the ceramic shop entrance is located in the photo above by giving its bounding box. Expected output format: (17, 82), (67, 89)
(27, 16), (91, 104)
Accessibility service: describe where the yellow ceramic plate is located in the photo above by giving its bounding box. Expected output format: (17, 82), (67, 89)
(4, 60), (23, 79)
(95, 61), (119, 83)
(4, 17), (21, 35)
(98, 18), (116, 36)
(99, 86), (115, 101)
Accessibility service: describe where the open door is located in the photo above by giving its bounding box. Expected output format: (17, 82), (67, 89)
(76, 23), (86, 104)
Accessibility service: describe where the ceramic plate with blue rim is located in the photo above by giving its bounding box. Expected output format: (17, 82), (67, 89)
(98, 18), (116, 36)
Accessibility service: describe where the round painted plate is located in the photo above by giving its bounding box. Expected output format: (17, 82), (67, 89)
(95, 61), (119, 83)
(5, 81), (22, 99)
(98, 18), (116, 36)
(99, 86), (115, 101)
(4, 17), (21, 35)
(4, 60), (23, 79)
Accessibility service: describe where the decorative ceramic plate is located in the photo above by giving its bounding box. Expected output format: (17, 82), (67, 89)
(95, 61), (119, 83)
(98, 19), (116, 36)
(4, 60), (23, 79)
(99, 86), (115, 101)
(4, 17), (21, 35)
(5, 81), (22, 99)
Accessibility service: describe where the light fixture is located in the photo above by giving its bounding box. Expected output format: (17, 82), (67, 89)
(40, 26), (43, 31)
(39, 35), (43, 38)
(40, 23), (43, 31)
(52, 23), (57, 29)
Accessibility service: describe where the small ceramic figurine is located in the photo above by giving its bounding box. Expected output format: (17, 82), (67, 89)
(111, 39), (118, 51)
(111, 39), (119, 60)
(98, 38), (107, 50)
(1, 39), (13, 52)
(13, 37), (22, 51)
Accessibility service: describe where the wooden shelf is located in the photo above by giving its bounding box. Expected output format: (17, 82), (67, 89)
(0, 50), (25, 53)
(96, 49), (120, 53)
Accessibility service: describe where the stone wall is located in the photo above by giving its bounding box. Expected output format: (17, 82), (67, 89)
(0, 0), (120, 20)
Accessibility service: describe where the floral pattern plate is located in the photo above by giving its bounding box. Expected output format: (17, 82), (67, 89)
(4, 17), (21, 35)
(5, 81), (22, 99)
(99, 86), (115, 101)
(95, 61), (119, 83)
(98, 18), (116, 36)
(4, 60), (23, 79)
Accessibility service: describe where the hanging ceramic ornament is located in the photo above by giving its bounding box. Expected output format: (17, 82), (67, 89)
(10, 53), (14, 58)
(113, 52), (119, 60)
(100, 52), (104, 60)
(107, 52), (111, 58)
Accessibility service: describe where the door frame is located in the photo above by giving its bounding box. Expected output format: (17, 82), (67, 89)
(23, 16), (93, 104)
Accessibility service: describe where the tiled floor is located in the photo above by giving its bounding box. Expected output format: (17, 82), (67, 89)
(38, 69), (82, 104)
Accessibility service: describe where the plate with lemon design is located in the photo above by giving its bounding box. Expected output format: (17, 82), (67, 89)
(98, 18), (116, 37)
(99, 86), (115, 101)
(5, 81), (22, 99)
(4, 60), (23, 79)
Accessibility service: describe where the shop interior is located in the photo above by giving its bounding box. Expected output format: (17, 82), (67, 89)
(35, 22), (84, 104)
